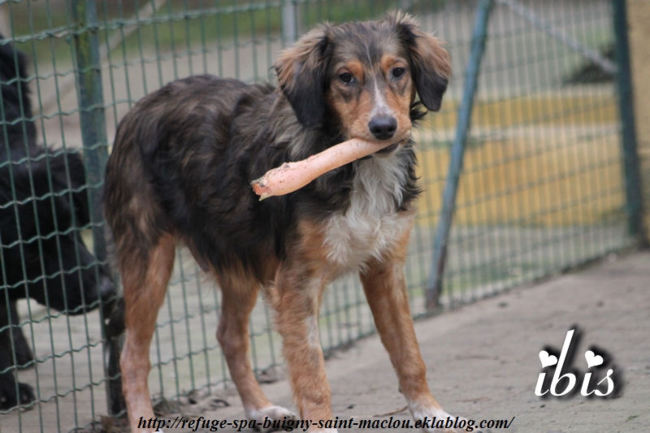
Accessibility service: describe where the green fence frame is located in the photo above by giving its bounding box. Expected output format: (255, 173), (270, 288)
(612, 0), (644, 240)
(426, 0), (493, 309)
(0, 0), (644, 432)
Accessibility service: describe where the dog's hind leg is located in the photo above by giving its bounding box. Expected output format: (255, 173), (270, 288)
(6, 300), (34, 367)
(215, 269), (295, 428)
(120, 234), (175, 433)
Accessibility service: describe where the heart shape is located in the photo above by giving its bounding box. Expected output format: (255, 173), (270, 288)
(539, 350), (558, 368)
(585, 350), (604, 368)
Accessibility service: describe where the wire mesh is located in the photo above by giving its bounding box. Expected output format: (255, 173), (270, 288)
(0, 1), (640, 432)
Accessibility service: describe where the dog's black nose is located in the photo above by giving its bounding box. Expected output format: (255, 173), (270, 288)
(368, 115), (397, 140)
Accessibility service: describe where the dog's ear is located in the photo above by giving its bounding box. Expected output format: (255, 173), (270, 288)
(391, 12), (451, 112)
(274, 26), (331, 128)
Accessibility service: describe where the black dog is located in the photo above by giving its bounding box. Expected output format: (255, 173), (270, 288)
(0, 35), (115, 410)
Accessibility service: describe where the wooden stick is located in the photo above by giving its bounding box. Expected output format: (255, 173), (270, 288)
(251, 138), (394, 200)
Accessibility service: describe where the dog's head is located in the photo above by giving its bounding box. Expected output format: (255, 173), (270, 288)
(275, 12), (450, 144)
(0, 33), (37, 151)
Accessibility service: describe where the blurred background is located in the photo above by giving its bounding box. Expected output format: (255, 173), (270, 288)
(0, 1), (648, 432)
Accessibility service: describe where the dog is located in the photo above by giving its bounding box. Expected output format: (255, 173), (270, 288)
(0, 35), (115, 410)
(104, 12), (466, 432)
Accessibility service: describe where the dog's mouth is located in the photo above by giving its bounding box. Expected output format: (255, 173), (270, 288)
(355, 136), (408, 161)
(373, 134), (412, 156)
(375, 141), (400, 155)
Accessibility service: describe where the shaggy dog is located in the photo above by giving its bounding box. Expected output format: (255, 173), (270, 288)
(104, 12), (476, 433)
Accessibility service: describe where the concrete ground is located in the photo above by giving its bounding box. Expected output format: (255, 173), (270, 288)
(169, 251), (650, 433)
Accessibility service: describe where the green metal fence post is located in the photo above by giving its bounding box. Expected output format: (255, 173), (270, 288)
(612, 0), (645, 242)
(71, 0), (124, 416)
(426, 0), (494, 310)
(71, 1), (107, 259)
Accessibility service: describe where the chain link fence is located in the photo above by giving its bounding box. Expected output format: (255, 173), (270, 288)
(0, 1), (643, 432)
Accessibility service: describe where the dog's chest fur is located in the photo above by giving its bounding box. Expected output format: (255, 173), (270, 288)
(322, 151), (412, 270)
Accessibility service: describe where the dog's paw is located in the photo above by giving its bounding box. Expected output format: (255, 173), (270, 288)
(246, 404), (297, 431)
(17, 382), (35, 406)
(12, 330), (35, 368)
(0, 381), (35, 409)
(408, 401), (489, 433)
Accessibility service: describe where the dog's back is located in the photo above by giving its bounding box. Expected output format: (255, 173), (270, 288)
(0, 34), (36, 158)
(105, 75), (302, 282)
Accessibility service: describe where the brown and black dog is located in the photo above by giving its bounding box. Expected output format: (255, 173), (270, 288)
(104, 12), (469, 433)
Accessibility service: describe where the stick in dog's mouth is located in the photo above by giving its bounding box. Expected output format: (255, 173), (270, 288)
(251, 138), (402, 200)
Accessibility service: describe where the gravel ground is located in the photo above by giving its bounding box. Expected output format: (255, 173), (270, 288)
(168, 251), (650, 433)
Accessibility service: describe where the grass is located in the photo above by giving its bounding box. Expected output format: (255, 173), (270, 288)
(423, 91), (618, 132)
(3, 0), (442, 66)
(413, 91), (625, 227)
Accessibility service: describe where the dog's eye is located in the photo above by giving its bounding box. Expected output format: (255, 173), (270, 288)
(391, 67), (406, 79)
(339, 72), (355, 85)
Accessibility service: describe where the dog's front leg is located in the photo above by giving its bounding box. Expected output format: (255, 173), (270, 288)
(273, 266), (336, 433)
(360, 254), (472, 433)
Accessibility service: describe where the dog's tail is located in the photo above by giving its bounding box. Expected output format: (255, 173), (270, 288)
(0, 33), (36, 153)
